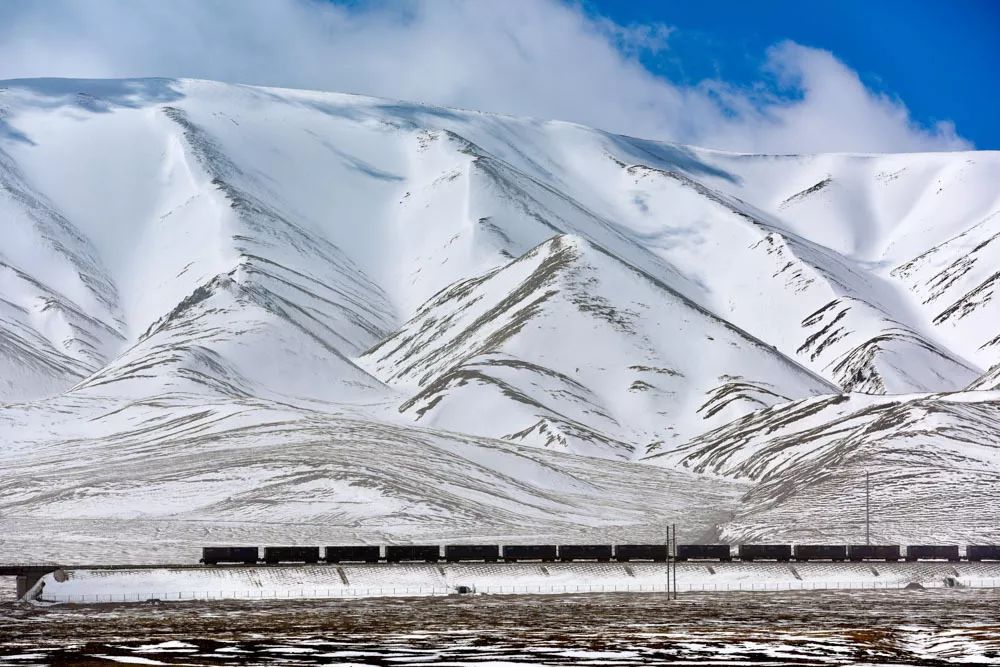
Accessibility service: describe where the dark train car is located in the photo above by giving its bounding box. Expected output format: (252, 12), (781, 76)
(906, 545), (960, 562)
(385, 545), (440, 563)
(444, 544), (500, 562)
(738, 544), (792, 561)
(616, 544), (669, 562)
(793, 545), (847, 561)
(325, 546), (381, 563)
(967, 545), (1000, 561)
(848, 544), (900, 561)
(503, 545), (557, 562)
(676, 544), (731, 561)
(201, 546), (258, 565)
(263, 546), (320, 564)
(558, 545), (613, 561)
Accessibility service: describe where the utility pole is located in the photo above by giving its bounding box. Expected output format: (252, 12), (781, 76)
(671, 523), (677, 600)
(866, 471), (870, 545)
(665, 525), (671, 600)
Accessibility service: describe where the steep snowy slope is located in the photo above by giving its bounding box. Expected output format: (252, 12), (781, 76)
(362, 234), (835, 457)
(69, 103), (398, 402)
(648, 390), (1000, 545)
(685, 150), (1000, 376)
(571, 162), (982, 394)
(1, 80), (403, 405)
(893, 209), (1000, 364)
(1, 77), (998, 555)
(0, 147), (124, 401)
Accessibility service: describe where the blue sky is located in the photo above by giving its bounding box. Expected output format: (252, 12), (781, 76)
(593, 0), (999, 149)
(0, 0), (994, 153)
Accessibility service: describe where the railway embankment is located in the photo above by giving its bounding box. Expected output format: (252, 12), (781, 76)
(23, 561), (1000, 604)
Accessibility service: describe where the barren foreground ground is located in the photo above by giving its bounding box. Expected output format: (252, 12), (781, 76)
(2, 589), (999, 665)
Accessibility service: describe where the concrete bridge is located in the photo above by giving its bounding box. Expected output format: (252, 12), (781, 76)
(1, 564), (63, 599)
(1, 563), (210, 599)
(8, 560), (1000, 604)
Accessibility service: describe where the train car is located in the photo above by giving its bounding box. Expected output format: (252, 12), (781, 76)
(966, 545), (1000, 561)
(676, 544), (731, 561)
(793, 545), (847, 561)
(325, 546), (381, 563)
(201, 546), (258, 565)
(385, 545), (440, 563)
(906, 545), (960, 562)
(263, 546), (320, 564)
(847, 545), (900, 561)
(502, 545), (557, 562)
(558, 545), (613, 561)
(738, 544), (792, 562)
(616, 544), (669, 562)
(444, 544), (500, 562)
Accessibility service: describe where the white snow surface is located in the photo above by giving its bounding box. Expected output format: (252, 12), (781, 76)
(1, 78), (999, 556)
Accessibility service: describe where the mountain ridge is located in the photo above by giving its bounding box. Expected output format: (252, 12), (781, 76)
(1, 77), (998, 556)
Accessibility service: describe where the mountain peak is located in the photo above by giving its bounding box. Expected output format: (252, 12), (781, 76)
(2, 77), (999, 552)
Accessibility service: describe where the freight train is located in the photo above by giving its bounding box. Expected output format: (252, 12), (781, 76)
(200, 543), (1000, 565)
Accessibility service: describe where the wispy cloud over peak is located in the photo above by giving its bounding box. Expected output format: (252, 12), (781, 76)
(0, 0), (971, 153)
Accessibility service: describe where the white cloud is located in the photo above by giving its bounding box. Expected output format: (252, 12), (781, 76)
(697, 41), (970, 153)
(0, 0), (971, 153)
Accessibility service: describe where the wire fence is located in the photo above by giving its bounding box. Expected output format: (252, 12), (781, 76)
(36, 577), (1000, 604)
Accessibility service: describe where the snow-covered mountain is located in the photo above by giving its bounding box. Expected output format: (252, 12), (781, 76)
(361, 233), (834, 458)
(649, 389), (1000, 545)
(1, 78), (997, 557)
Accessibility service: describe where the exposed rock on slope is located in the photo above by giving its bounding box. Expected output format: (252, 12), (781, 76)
(969, 364), (1000, 391)
(610, 164), (981, 395)
(893, 210), (1000, 366)
(649, 391), (1000, 544)
(362, 234), (835, 457)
